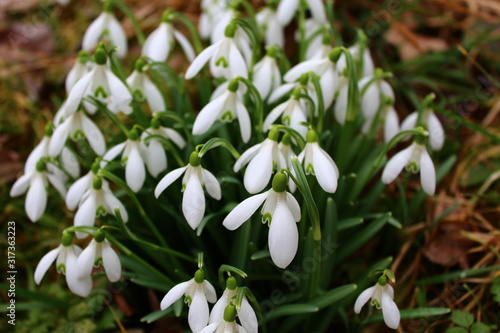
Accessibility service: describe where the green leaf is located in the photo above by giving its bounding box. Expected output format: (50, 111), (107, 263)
(471, 322), (492, 333)
(446, 327), (470, 333)
(451, 310), (474, 327)
(416, 266), (500, 285)
(337, 217), (364, 231)
(365, 307), (450, 324)
(310, 284), (357, 309)
(251, 249), (270, 260)
(140, 309), (172, 323)
(263, 304), (319, 322)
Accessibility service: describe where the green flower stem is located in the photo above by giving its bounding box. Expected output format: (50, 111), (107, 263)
(236, 76), (264, 136)
(87, 97), (130, 137)
(298, 0), (307, 62)
(154, 110), (194, 146)
(197, 138), (241, 160)
(325, 0), (342, 45)
(171, 12), (204, 54)
(234, 19), (261, 75)
(218, 265), (248, 287)
(309, 73), (325, 132)
(275, 125), (306, 150)
(319, 198), (337, 289)
(142, 133), (185, 168)
(109, 0), (145, 44)
(415, 93), (436, 127)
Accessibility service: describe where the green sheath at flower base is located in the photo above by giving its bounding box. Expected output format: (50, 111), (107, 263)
(93, 177), (103, 190)
(224, 22), (237, 38)
(226, 276), (238, 290)
(161, 9), (174, 23)
(91, 161), (100, 174)
(94, 229), (106, 243)
(378, 274), (387, 286)
(291, 87), (303, 100)
(228, 79), (239, 92)
(134, 58), (147, 73)
(151, 117), (161, 129)
(322, 30), (331, 45)
(77, 50), (91, 63)
(61, 233), (73, 247)
(36, 160), (47, 172)
(272, 172), (288, 193)
(266, 45), (279, 58)
(298, 73), (309, 86)
(194, 269), (205, 283)
(281, 133), (292, 146)
(328, 47), (342, 63)
(94, 49), (108, 65)
(128, 128), (140, 141)
(189, 151), (202, 167)
(223, 304), (237, 322)
(414, 127), (427, 145)
(103, 0), (113, 12)
(44, 122), (54, 137)
(267, 127), (280, 142)
(306, 129), (319, 143)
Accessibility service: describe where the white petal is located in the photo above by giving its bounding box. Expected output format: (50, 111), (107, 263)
(199, 323), (218, 333)
(384, 106), (400, 143)
(185, 43), (219, 79)
(47, 172), (68, 198)
(284, 59), (322, 82)
(25, 174), (47, 222)
(320, 67), (338, 109)
(61, 147), (80, 179)
(427, 111), (444, 151)
(201, 169), (221, 200)
(354, 286), (375, 313)
(285, 192), (301, 222)
(189, 287), (210, 333)
(76, 240), (97, 279)
(174, 29), (196, 62)
(239, 297), (258, 333)
(82, 13), (106, 52)
(104, 190), (129, 222)
(74, 195), (97, 238)
(334, 84), (349, 124)
(235, 99), (251, 142)
(233, 143), (262, 172)
(144, 77), (166, 113)
(223, 191), (270, 230)
(66, 173), (92, 210)
(209, 292), (229, 323)
(49, 120), (70, 156)
(400, 112), (417, 132)
(244, 146), (273, 194)
(145, 139), (167, 178)
(312, 145), (338, 193)
(163, 128), (186, 149)
(307, 0), (327, 22)
(101, 142), (126, 168)
(203, 280), (217, 303)
(381, 145), (414, 184)
(34, 247), (60, 284)
(160, 280), (191, 310)
(66, 248), (93, 297)
(419, 148), (436, 195)
(64, 71), (93, 117)
(193, 94), (226, 135)
(263, 102), (288, 131)
(228, 41), (248, 79)
(381, 291), (400, 329)
(80, 114), (106, 155)
(268, 83), (296, 104)
(183, 173), (205, 229)
(277, 0), (299, 25)
(125, 146), (146, 192)
(268, 198), (298, 268)
(155, 166), (187, 198)
(143, 24), (169, 62)
(105, 70), (132, 114)
(10, 173), (32, 197)
(361, 83), (380, 119)
(102, 241), (121, 282)
(108, 14), (128, 58)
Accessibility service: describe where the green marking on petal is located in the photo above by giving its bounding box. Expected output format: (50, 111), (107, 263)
(94, 86), (108, 98)
(184, 295), (192, 306)
(262, 213), (272, 225)
(57, 263), (66, 274)
(96, 205), (107, 216)
(306, 163), (314, 175)
(72, 129), (85, 141)
(216, 57), (229, 68)
(94, 257), (103, 267)
(221, 111), (234, 122)
(405, 162), (419, 174)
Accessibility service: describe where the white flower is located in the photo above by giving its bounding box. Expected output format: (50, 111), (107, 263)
(59, 50), (132, 119)
(101, 136), (146, 193)
(202, 303), (248, 333)
(160, 270), (217, 333)
(263, 92), (309, 138)
(256, 7), (284, 48)
(400, 109), (444, 151)
(66, 168), (98, 210)
(253, 50), (282, 100)
(126, 65), (165, 113)
(354, 281), (400, 329)
(223, 172), (300, 268)
(73, 178), (129, 238)
(10, 160), (66, 222)
(298, 130), (339, 193)
(141, 121), (186, 178)
(185, 24), (248, 80)
(198, 0), (229, 40)
(333, 76), (349, 124)
(50, 111), (106, 157)
(155, 152), (221, 230)
(358, 75), (395, 128)
(66, 51), (92, 94)
(142, 16), (195, 62)
(77, 234), (121, 282)
(34, 236), (92, 297)
(381, 141), (436, 195)
(277, 0), (327, 26)
(82, 9), (127, 58)
(193, 79), (251, 142)
(233, 128), (286, 194)
(337, 45), (375, 78)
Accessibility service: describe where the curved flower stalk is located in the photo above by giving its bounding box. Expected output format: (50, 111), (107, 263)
(126, 59), (166, 113)
(223, 172), (300, 268)
(284, 48), (342, 109)
(209, 276), (258, 333)
(277, 0), (327, 26)
(298, 129), (339, 193)
(233, 128), (286, 194)
(49, 110), (106, 157)
(160, 269), (217, 333)
(101, 130), (147, 193)
(82, 2), (127, 58)
(253, 46), (282, 100)
(76, 230), (121, 283)
(381, 140), (436, 195)
(155, 151), (221, 230)
(185, 22), (248, 80)
(263, 88), (309, 138)
(59, 47), (132, 119)
(337, 45), (375, 78)
(34, 233), (92, 297)
(400, 109), (444, 151)
(202, 304), (248, 333)
(141, 118), (186, 178)
(354, 273), (400, 330)
(193, 79), (251, 143)
(73, 176), (129, 238)
(256, 7), (284, 48)
(66, 51), (93, 94)
(268, 73), (318, 111)
(10, 160), (66, 222)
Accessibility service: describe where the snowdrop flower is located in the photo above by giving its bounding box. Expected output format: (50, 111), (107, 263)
(284, 48), (342, 109)
(82, 2), (127, 58)
(142, 11), (195, 62)
(333, 74), (349, 124)
(256, 7), (284, 48)
(101, 129), (146, 193)
(73, 176), (129, 238)
(155, 151), (221, 230)
(141, 117), (186, 178)
(77, 230), (121, 282)
(299, 18), (328, 60)
(277, 0), (327, 26)
(307, 31), (333, 60)
(233, 128), (286, 194)
(208, 276), (257, 333)
(160, 269), (217, 333)
(298, 129), (339, 193)
(400, 109), (444, 151)
(354, 275), (400, 329)
(34, 233), (92, 297)
(337, 44), (375, 78)
(223, 172), (300, 268)
(193, 79), (251, 142)
(263, 88), (309, 138)
(253, 46), (282, 100)
(49, 110), (106, 157)
(66, 51), (92, 94)
(279, 134), (297, 193)
(10, 160), (65, 222)
(358, 73), (395, 129)
(126, 59), (166, 113)
(201, 304), (247, 333)
(185, 22), (248, 80)
(59, 48), (132, 119)
(65, 162), (100, 211)
(382, 140), (436, 195)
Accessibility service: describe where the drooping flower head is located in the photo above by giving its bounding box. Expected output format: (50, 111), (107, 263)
(126, 58), (166, 114)
(253, 46), (282, 101)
